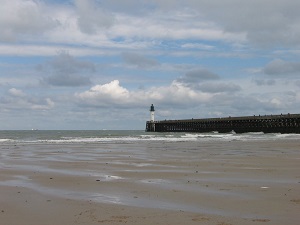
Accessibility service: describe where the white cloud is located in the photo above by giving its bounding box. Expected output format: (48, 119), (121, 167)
(75, 80), (130, 106)
(75, 79), (213, 108)
(90, 80), (129, 98)
(0, 44), (120, 57)
(150, 81), (213, 105)
(0, 0), (245, 54)
(166, 0), (300, 47)
(181, 43), (215, 50)
(0, 0), (58, 42)
(8, 88), (26, 97)
(0, 0), (299, 51)
(270, 98), (281, 107)
(109, 11), (244, 43)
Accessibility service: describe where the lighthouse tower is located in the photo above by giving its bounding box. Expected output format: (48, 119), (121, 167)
(150, 104), (155, 122)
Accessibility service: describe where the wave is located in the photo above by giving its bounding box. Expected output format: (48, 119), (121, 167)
(0, 139), (12, 142)
(1, 131), (300, 144)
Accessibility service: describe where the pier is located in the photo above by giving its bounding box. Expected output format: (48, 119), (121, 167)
(145, 113), (300, 133)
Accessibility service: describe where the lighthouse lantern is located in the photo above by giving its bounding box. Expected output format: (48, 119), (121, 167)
(150, 104), (155, 122)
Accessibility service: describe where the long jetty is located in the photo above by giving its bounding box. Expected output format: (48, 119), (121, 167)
(145, 113), (300, 133)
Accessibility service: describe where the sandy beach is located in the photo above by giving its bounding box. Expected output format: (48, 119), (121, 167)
(1, 138), (299, 225)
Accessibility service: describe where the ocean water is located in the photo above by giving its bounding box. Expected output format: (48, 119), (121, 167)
(1, 130), (300, 144)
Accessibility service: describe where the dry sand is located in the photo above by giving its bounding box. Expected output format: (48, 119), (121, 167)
(0, 139), (299, 225)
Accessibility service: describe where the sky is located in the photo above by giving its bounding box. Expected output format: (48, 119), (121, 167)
(1, 0), (300, 130)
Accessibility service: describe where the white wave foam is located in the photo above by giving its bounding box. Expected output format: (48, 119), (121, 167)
(274, 133), (300, 139)
(2, 131), (300, 144)
(0, 139), (12, 142)
(181, 133), (239, 141)
(37, 137), (141, 143)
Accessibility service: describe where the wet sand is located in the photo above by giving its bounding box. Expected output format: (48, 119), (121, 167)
(0, 139), (300, 225)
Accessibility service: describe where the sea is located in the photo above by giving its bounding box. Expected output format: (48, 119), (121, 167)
(1, 130), (300, 144)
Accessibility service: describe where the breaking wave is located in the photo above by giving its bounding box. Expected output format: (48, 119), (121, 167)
(0, 130), (300, 144)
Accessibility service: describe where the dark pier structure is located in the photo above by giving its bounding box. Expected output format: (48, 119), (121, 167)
(146, 113), (300, 133)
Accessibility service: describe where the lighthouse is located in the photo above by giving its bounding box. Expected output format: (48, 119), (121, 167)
(150, 104), (155, 122)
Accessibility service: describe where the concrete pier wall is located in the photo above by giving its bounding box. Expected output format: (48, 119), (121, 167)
(145, 113), (300, 133)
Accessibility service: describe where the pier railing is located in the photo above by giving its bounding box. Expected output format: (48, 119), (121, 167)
(145, 113), (300, 133)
